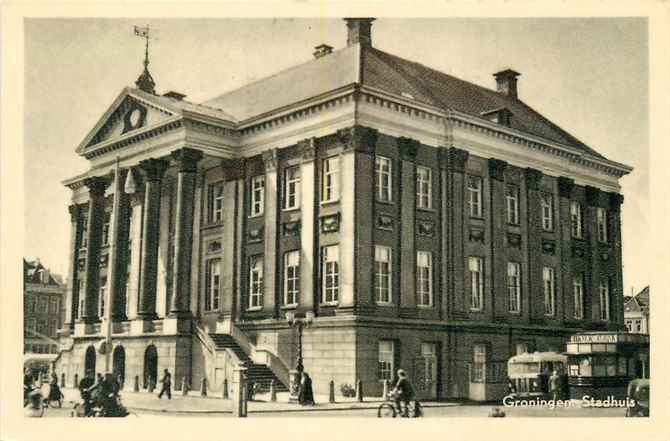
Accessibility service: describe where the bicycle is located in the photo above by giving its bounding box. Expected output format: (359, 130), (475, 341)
(377, 392), (423, 418)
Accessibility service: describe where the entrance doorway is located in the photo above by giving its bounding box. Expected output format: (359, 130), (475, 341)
(143, 345), (158, 389)
(84, 345), (96, 375)
(112, 345), (126, 386)
(415, 343), (438, 400)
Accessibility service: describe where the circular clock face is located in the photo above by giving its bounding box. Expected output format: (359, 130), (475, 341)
(129, 108), (142, 127)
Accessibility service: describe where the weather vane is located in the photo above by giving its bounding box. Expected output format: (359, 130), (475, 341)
(133, 25), (156, 94)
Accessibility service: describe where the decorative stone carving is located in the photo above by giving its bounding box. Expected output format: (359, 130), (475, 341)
(321, 213), (341, 233)
(487, 158), (507, 181)
(138, 158), (169, 182)
(207, 240), (222, 254)
(78, 258), (86, 271)
(83, 176), (109, 196)
(438, 149), (450, 170)
(585, 186), (600, 206)
(572, 247), (586, 258)
(469, 227), (485, 243)
(248, 227), (264, 243)
(221, 158), (245, 181)
(337, 125), (378, 154)
(397, 137), (419, 161)
(600, 252), (610, 262)
(122, 101), (147, 134)
(557, 176), (574, 199)
(449, 147), (469, 173)
(297, 137), (317, 162)
(171, 148), (203, 173)
(542, 239), (556, 255)
(262, 148), (279, 172)
(417, 221), (435, 237)
(282, 221), (301, 237)
(376, 214), (393, 231)
(507, 233), (521, 249)
(99, 254), (109, 267)
(524, 168), (543, 191)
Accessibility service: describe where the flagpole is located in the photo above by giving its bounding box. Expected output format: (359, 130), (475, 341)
(104, 157), (122, 373)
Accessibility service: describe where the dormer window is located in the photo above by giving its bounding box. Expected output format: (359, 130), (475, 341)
(481, 107), (513, 127)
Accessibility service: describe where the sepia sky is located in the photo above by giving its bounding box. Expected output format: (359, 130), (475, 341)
(24, 18), (649, 294)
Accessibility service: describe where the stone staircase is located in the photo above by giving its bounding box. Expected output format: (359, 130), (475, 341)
(209, 333), (288, 392)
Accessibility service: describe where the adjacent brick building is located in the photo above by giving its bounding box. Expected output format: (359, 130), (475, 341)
(53, 18), (632, 401)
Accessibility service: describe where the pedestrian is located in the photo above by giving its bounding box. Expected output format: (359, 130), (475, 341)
(158, 368), (172, 399)
(298, 372), (314, 405)
(391, 369), (414, 417)
(549, 370), (561, 402)
(78, 370), (96, 416)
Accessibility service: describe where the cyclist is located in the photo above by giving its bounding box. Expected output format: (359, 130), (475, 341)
(391, 369), (414, 417)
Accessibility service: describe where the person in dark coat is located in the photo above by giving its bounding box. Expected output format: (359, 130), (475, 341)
(78, 370), (96, 416)
(298, 372), (315, 405)
(392, 369), (414, 417)
(158, 369), (172, 399)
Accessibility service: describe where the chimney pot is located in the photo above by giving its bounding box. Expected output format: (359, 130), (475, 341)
(344, 18), (376, 47)
(163, 91), (187, 101)
(493, 69), (521, 99)
(313, 44), (334, 59)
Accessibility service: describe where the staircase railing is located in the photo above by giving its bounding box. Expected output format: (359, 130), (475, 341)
(230, 324), (290, 388)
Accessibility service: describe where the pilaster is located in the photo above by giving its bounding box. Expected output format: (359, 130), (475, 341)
(82, 176), (109, 324)
(399, 137), (419, 315)
(262, 149), (279, 317)
(524, 167), (543, 321)
(449, 147), (468, 314)
(298, 139), (317, 313)
(65, 204), (81, 328)
(221, 159), (245, 326)
(488, 158), (507, 320)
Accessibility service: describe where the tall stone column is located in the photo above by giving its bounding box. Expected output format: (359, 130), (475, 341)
(399, 137), (419, 316)
(438, 150), (450, 320)
(524, 168), (543, 322)
(298, 138), (317, 313)
(65, 204), (82, 329)
(169, 148), (203, 318)
(262, 149), (279, 317)
(488, 158), (507, 321)
(338, 125), (378, 313)
(110, 169), (131, 322)
(585, 186), (601, 324)
(137, 158), (169, 321)
(82, 177), (109, 325)
(609, 192), (625, 328)
(448, 148), (469, 315)
(557, 177), (575, 322)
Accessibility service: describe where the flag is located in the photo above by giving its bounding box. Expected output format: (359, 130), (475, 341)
(134, 25), (149, 38)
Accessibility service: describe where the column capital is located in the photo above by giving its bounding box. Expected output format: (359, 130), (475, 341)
(171, 148), (203, 173)
(585, 185), (600, 206)
(398, 137), (419, 161)
(557, 176), (575, 199)
(138, 158), (170, 181)
(221, 158), (245, 181)
(83, 176), (109, 197)
(262, 148), (279, 172)
(487, 158), (507, 181)
(297, 137), (317, 162)
(448, 147), (469, 173)
(68, 204), (81, 221)
(438, 149), (449, 170)
(524, 167), (543, 191)
(337, 125), (378, 154)
(609, 192), (624, 212)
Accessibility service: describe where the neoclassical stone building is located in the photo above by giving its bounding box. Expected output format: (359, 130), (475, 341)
(54, 18), (632, 401)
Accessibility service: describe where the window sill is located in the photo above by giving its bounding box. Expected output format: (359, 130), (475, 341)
(469, 215), (485, 221)
(376, 301), (394, 307)
(376, 199), (394, 206)
(201, 222), (224, 231)
(417, 304), (434, 309)
(508, 310), (521, 315)
(246, 306), (263, 312)
(248, 213), (264, 219)
(469, 308), (483, 313)
(320, 199), (340, 207)
(280, 304), (298, 310)
(416, 207), (435, 213)
(282, 207), (300, 213)
(319, 302), (339, 307)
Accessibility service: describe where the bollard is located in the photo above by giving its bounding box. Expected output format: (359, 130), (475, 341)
(200, 377), (208, 397)
(73, 373), (79, 388)
(61, 373), (66, 388)
(356, 379), (363, 402)
(181, 376), (188, 396)
(488, 407), (506, 417)
(329, 380), (336, 403)
(232, 365), (248, 417)
(270, 379), (277, 402)
(222, 378), (229, 399)
(133, 375), (140, 392)
(382, 379), (389, 400)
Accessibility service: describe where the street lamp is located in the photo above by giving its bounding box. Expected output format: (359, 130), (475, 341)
(286, 310), (314, 402)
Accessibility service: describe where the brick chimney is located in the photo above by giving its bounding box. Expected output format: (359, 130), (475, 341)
(494, 69), (521, 99)
(344, 18), (375, 47)
(313, 44), (334, 59)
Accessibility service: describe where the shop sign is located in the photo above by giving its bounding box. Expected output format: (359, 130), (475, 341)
(570, 334), (618, 344)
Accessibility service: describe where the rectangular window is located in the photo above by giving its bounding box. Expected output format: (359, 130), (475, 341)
(635, 320), (641, 332)
(37, 319), (47, 336)
(570, 202), (583, 238)
(573, 274), (584, 319)
(599, 279), (610, 321)
(49, 318), (58, 337)
(80, 215), (89, 249)
(283, 166), (301, 210)
(378, 341), (394, 381)
(283, 251), (300, 306)
(375, 156), (392, 202)
(505, 184), (519, 225)
(208, 182), (225, 223)
(250, 175), (265, 216)
(472, 344), (487, 382)
(26, 295), (35, 313)
(507, 262), (521, 313)
(98, 277), (107, 317)
(38, 297), (48, 313)
(77, 279), (85, 320)
(322, 157), (340, 203)
(541, 193), (554, 231)
(467, 176), (482, 217)
(248, 256), (264, 309)
(27, 318), (36, 332)
(597, 208), (608, 242)
(417, 251), (433, 306)
(102, 212), (111, 246)
(50, 298), (58, 314)
(469, 257), (484, 311)
(321, 245), (340, 304)
(205, 259), (221, 311)
(625, 320), (633, 332)
(543, 267), (555, 316)
(416, 166), (432, 209)
(374, 246), (392, 304)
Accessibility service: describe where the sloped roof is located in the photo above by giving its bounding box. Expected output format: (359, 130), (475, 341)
(23, 259), (61, 286)
(203, 43), (605, 159)
(636, 286), (649, 308)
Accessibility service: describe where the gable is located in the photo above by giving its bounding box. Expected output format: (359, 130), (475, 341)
(77, 88), (180, 154)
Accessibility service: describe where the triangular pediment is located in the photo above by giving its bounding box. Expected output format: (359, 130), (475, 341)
(76, 87), (181, 154)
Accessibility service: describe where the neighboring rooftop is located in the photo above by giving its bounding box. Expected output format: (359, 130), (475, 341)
(23, 258), (62, 287)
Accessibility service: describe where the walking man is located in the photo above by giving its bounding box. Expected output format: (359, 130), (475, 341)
(158, 369), (172, 400)
(549, 370), (561, 402)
